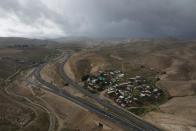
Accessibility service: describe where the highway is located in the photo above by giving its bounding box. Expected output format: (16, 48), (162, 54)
(28, 53), (142, 131)
(58, 52), (162, 131)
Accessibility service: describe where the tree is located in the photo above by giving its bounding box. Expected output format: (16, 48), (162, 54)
(81, 75), (89, 81)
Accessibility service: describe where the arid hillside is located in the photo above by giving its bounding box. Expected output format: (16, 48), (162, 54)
(0, 39), (59, 79)
(65, 39), (196, 131)
(0, 38), (60, 131)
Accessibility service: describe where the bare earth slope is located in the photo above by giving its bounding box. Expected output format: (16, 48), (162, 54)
(39, 54), (124, 131)
(65, 39), (196, 131)
(0, 38), (59, 131)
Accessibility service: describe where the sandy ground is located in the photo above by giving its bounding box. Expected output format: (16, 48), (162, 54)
(158, 81), (195, 96)
(143, 112), (196, 131)
(144, 95), (196, 131)
(159, 59), (183, 80)
(143, 44), (196, 131)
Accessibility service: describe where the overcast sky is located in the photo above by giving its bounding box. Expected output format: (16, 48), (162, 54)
(0, 0), (196, 39)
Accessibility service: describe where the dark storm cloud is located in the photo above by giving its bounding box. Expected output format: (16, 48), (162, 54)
(0, 0), (196, 39)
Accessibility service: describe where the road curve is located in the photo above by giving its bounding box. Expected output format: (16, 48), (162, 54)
(29, 53), (143, 131)
(58, 52), (162, 131)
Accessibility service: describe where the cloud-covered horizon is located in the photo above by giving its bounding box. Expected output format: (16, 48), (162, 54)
(0, 0), (196, 39)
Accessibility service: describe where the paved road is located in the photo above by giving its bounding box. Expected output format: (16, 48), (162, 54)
(28, 53), (143, 131)
(58, 52), (162, 131)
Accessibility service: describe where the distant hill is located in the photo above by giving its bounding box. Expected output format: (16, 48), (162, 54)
(0, 37), (58, 46)
(52, 36), (93, 43)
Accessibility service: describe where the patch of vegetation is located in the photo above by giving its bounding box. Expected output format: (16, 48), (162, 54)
(129, 108), (146, 115)
(81, 75), (90, 81)
(64, 83), (69, 86)
(168, 96), (174, 100)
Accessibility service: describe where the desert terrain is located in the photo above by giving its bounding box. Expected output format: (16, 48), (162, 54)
(65, 39), (196, 131)
(1, 37), (196, 131)
(0, 38), (58, 131)
(0, 38), (127, 131)
(1, 0), (195, 130)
